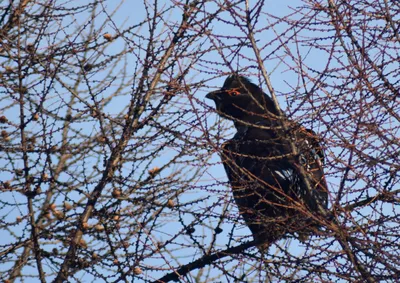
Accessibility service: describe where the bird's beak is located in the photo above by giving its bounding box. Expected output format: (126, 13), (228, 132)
(206, 90), (221, 100)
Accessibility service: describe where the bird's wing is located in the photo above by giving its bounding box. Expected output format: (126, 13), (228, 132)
(296, 127), (328, 209)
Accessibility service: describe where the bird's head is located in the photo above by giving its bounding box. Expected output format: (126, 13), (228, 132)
(206, 75), (278, 124)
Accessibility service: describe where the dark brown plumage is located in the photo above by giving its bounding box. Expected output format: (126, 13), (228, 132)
(207, 75), (328, 248)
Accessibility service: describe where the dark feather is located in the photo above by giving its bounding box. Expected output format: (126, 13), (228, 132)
(207, 75), (328, 248)
(206, 75), (279, 125)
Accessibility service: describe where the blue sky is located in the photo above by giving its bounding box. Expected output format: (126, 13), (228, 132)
(2, 0), (398, 282)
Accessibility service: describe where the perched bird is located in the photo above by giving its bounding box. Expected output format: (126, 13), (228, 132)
(206, 75), (328, 249)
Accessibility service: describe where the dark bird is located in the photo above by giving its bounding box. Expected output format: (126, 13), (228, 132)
(206, 75), (328, 249)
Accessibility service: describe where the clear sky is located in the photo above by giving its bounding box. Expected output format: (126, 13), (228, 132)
(2, 0), (397, 282)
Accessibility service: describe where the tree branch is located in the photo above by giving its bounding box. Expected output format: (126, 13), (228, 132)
(152, 241), (255, 283)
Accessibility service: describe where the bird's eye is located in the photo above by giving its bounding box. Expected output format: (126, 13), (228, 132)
(226, 88), (241, 96)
